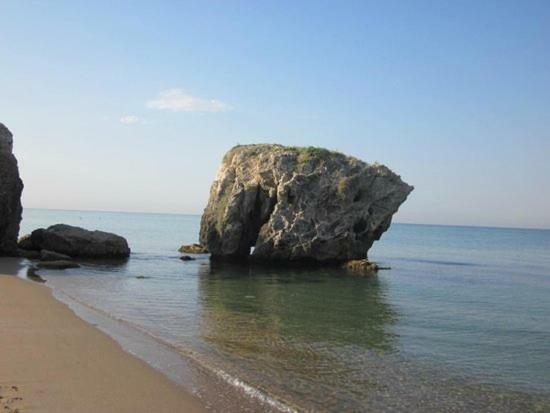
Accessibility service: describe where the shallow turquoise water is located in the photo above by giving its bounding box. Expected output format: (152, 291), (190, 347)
(20, 209), (550, 411)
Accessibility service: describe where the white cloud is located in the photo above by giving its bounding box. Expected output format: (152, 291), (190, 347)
(146, 89), (231, 113)
(120, 115), (140, 125)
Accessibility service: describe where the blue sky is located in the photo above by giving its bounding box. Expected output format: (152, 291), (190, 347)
(1, 1), (549, 228)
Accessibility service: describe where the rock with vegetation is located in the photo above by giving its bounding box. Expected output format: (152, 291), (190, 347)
(200, 144), (413, 263)
(21, 224), (130, 258)
(0, 123), (23, 256)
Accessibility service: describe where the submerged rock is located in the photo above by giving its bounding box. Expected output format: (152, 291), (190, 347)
(200, 144), (413, 263)
(178, 244), (208, 254)
(40, 249), (73, 262)
(180, 255), (195, 261)
(24, 224), (130, 258)
(27, 267), (47, 283)
(343, 259), (379, 274)
(17, 249), (41, 259)
(0, 123), (23, 256)
(37, 260), (80, 269)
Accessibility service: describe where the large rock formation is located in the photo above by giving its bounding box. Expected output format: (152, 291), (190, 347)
(200, 144), (413, 263)
(19, 224), (130, 259)
(0, 123), (23, 256)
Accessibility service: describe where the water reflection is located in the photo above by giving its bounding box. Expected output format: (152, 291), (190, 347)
(197, 263), (399, 410)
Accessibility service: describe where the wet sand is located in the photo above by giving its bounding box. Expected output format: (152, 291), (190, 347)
(0, 258), (206, 413)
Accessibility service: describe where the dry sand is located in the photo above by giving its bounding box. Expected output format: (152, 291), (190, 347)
(0, 258), (206, 413)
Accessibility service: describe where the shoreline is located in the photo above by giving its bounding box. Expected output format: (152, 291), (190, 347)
(0, 258), (206, 413)
(50, 284), (292, 413)
(3, 252), (549, 412)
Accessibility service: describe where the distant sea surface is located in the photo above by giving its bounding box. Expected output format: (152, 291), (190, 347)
(20, 209), (550, 412)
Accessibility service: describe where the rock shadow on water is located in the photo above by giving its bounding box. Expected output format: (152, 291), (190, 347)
(194, 261), (400, 410)
(196, 262), (550, 412)
(76, 256), (130, 268)
(200, 261), (398, 350)
(33, 257), (131, 278)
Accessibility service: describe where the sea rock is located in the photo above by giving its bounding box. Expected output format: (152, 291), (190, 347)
(343, 259), (379, 274)
(180, 255), (195, 261)
(200, 144), (413, 263)
(27, 267), (46, 283)
(18, 234), (36, 251)
(37, 260), (80, 269)
(40, 249), (72, 262)
(29, 224), (130, 258)
(178, 244), (208, 254)
(0, 123), (24, 256)
(17, 249), (41, 259)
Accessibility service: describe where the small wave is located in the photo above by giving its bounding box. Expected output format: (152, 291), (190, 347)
(210, 369), (297, 413)
(50, 287), (297, 413)
(397, 258), (479, 267)
(130, 253), (210, 262)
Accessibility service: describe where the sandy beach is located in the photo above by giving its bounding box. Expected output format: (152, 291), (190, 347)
(0, 258), (206, 413)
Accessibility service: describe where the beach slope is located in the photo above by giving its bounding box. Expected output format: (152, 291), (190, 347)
(0, 259), (206, 413)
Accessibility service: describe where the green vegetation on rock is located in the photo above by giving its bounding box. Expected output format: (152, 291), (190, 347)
(231, 144), (344, 164)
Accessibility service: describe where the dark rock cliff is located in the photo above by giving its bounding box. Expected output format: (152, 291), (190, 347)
(0, 123), (23, 256)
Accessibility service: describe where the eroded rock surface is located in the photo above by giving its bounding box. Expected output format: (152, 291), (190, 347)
(200, 144), (413, 263)
(0, 123), (23, 256)
(20, 224), (130, 258)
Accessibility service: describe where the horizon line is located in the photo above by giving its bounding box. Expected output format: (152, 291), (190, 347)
(22, 206), (550, 232)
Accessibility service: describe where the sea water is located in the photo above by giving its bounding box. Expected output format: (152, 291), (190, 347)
(19, 209), (550, 412)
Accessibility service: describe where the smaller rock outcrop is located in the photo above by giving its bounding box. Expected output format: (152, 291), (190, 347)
(0, 123), (24, 256)
(27, 267), (46, 283)
(343, 259), (379, 274)
(178, 244), (208, 254)
(40, 249), (72, 262)
(19, 224), (130, 258)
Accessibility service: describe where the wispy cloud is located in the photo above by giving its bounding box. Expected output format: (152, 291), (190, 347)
(120, 115), (140, 125)
(146, 89), (231, 113)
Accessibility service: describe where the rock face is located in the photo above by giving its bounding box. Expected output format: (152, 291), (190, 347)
(0, 123), (23, 256)
(20, 224), (130, 258)
(200, 144), (413, 263)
